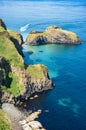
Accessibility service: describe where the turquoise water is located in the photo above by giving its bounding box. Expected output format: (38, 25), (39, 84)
(0, 0), (86, 129)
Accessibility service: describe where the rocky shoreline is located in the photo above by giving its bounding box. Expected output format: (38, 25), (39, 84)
(0, 18), (82, 130)
(2, 103), (45, 130)
(26, 26), (82, 45)
(0, 18), (53, 130)
(0, 18), (53, 104)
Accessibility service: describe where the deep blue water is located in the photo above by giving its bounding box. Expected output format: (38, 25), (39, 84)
(0, 0), (86, 130)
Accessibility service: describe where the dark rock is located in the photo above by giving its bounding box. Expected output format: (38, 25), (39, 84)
(28, 50), (33, 54)
(0, 18), (7, 30)
(8, 30), (24, 57)
(30, 30), (43, 34)
(12, 64), (53, 103)
(0, 19), (53, 105)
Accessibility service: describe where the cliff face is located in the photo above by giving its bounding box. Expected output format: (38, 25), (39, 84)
(26, 26), (82, 45)
(0, 19), (7, 30)
(0, 19), (53, 103)
(0, 57), (53, 103)
(11, 64), (53, 102)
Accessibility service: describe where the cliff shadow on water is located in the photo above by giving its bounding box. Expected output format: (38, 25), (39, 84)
(25, 90), (52, 111)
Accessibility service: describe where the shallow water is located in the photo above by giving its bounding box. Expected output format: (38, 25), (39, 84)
(0, 0), (86, 129)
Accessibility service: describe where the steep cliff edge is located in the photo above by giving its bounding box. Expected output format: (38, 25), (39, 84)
(0, 19), (7, 30)
(0, 19), (53, 103)
(26, 26), (82, 45)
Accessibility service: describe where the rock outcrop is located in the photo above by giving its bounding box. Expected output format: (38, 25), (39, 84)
(26, 26), (82, 45)
(11, 64), (53, 103)
(0, 57), (53, 103)
(0, 19), (53, 130)
(0, 18), (7, 30)
(0, 19), (53, 104)
(19, 109), (45, 130)
(8, 30), (23, 45)
(8, 30), (24, 57)
(2, 103), (45, 130)
(0, 18), (24, 57)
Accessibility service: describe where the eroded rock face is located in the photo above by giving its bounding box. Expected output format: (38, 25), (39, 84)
(8, 30), (23, 45)
(0, 19), (53, 104)
(12, 64), (53, 103)
(0, 18), (7, 30)
(0, 57), (53, 104)
(23, 64), (53, 99)
(26, 26), (82, 45)
(8, 30), (24, 57)
(0, 26), (10, 39)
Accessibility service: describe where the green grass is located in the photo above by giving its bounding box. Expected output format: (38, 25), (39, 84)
(0, 37), (24, 69)
(8, 73), (24, 96)
(0, 109), (11, 130)
(0, 26), (5, 32)
(26, 64), (48, 80)
(1, 72), (24, 96)
(0, 28), (24, 96)
(8, 30), (23, 45)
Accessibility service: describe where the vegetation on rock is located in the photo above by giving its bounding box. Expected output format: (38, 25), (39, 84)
(0, 19), (53, 100)
(0, 109), (11, 130)
(0, 34), (24, 69)
(27, 64), (48, 80)
(0, 57), (24, 97)
(0, 18), (53, 130)
(8, 30), (23, 45)
(26, 26), (82, 45)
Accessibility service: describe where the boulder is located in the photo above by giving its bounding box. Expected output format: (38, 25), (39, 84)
(28, 50), (33, 54)
(28, 121), (44, 130)
(26, 26), (82, 45)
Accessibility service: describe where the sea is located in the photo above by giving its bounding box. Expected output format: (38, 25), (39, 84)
(0, 0), (86, 130)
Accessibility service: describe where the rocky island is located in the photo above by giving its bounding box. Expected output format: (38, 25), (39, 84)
(26, 26), (82, 45)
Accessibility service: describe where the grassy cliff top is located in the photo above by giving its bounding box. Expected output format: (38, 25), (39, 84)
(26, 25), (81, 45)
(0, 26), (6, 32)
(26, 64), (48, 80)
(0, 29), (24, 69)
(0, 109), (11, 130)
(8, 30), (23, 45)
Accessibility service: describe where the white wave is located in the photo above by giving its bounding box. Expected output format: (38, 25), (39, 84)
(20, 24), (30, 32)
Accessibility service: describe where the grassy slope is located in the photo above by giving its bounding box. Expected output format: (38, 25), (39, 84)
(0, 28), (24, 96)
(0, 37), (24, 69)
(26, 64), (48, 80)
(0, 26), (24, 130)
(0, 109), (11, 130)
(28, 26), (79, 44)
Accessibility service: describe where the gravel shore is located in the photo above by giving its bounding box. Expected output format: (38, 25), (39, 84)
(2, 103), (24, 130)
(2, 103), (45, 130)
